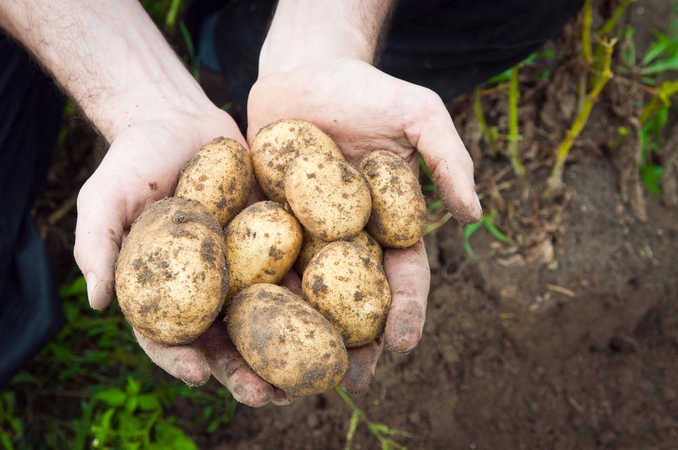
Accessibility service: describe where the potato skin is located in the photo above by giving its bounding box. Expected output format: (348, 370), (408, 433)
(284, 153), (371, 242)
(250, 119), (344, 204)
(115, 197), (229, 345)
(302, 241), (391, 348)
(175, 137), (252, 227)
(294, 228), (383, 276)
(224, 201), (302, 299)
(359, 150), (428, 248)
(226, 284), (348, 396)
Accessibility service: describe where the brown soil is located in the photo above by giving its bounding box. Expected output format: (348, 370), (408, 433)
(30, 1), (678, 449)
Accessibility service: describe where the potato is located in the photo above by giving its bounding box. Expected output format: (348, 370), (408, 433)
(175, 137), (252, 227)
(284, 152), (371, 241)
(224, 201), (302, 299)
(115, 197), (229, 345)
(226, 283), (348, 396)
(301, 241), (391, 348)
(294, 229), (383, 275)
(359, 150), (428, 248)
(250, 118), (344, 204)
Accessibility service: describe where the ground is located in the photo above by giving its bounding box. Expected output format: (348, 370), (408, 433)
(28, 1), (678, 449)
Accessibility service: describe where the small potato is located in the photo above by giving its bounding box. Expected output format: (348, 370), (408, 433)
(302, 241), (391, 348)
(294, 229), (383, 275)
(284, 153), (371, 242)
(250, 119), (344, 204)
(115, 197), (229, 345)
(359, 150), (428, 248)
(175, 137), (252, 227)
(226, 283), (348, 396)
(224, 201), (302, 299)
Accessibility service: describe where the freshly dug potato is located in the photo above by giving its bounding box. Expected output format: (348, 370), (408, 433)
(224, 201), (302, 299)
(115, 197), (229, 345)
(175, 137), (252, 227)
(294, 229), (383, 275)
(359, 150), (428, 248)
(227, 283), (348, 396)
(250, 118), (344, 204)
(301, 241), (391, 348)
(284, 152), (371, 241)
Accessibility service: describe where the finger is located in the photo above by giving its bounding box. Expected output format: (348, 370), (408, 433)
(74, 178), (124, 310)
(383, 240), (430, 353)
(339, 338), (384, 393)
(133, 329), (211, 387)
(196, 320), (275, 407)
(406, 89), (482, 224)
(272, 388), (296, 406)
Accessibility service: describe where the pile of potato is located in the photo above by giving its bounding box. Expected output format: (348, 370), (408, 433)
(114, 119), (427, 396)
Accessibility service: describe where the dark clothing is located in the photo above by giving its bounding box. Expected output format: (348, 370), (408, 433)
(202, 0), (584, 128)
(0, 35), (64, 386)
(0, 0), (583, 385)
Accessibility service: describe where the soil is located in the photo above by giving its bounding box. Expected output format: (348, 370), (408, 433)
(30, 1), (678, 449)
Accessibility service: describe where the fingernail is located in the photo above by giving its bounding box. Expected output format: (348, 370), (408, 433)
(86, 272), (97, 307)
(474, 191), (483, 213)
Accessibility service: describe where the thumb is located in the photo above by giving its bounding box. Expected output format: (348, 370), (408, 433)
(73, 180), (124, 310)
(407, 89), (482, 224)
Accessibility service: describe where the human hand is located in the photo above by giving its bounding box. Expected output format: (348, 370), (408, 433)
(247, 59), (481, 391)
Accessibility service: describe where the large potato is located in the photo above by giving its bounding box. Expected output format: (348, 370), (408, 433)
(175, 137), (252, 227)
(294, 228), (383, 275)
(250, 118), (344, 204)
(284, 152), (371, 242)
(224, 201), (302, 299)
(115, 197), (229, 345)
(301, 241), (391, 348)
(359, 150), (428, 248)
(226, 283), (348, 396)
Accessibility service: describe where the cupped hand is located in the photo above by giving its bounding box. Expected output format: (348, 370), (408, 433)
(248, 60), (482, 390)
(73, 106), (294, 407)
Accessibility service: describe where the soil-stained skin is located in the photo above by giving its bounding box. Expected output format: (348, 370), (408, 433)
(226, 284), (348, 396)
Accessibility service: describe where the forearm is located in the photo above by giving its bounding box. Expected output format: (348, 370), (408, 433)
(259, 0), (394, 75)
(0, 0), (212, 143)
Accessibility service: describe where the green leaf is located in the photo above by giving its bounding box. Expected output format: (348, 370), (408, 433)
(137, 393), (161, 412)
(463, 221), (484, 255)
(95, 388), (127, 407)
(640, 164), (664, 197)
(640, 52), (678, 75)
(1, 432), (15, 450)
(484, 221), (511, 243)
(59, 275), (88, 298)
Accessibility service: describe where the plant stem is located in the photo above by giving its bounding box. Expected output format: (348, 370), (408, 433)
(545, 39), (616, 197)
(474, 88), (494, 145)
(638, 80), (678, 124)
(165, 0), (183, 31)
(598, 0), (637, 36)
(507, 66), (525, 177)
(582, 0), (593, 64)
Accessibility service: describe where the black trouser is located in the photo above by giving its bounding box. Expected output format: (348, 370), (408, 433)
(0, 0), (583, 386)
(0, 35), (64, 386)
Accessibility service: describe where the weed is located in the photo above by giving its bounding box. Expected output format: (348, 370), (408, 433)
(462, 210), (511, 255)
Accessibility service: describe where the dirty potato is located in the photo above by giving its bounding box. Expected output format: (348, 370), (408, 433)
(226, 283), (348, 396)
(115, 197), (229, 345)
(359, 150), (428, 248)
(294, 228), (383, 275)
(224, 201), (302, 300)
(301, 241), (391, 348)
(175, 137), (252, 227)
(250, 118), (344, 204)
(284, 152), (371, 242)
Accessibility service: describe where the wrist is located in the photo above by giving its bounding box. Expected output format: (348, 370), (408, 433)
(0, 0), (215, 143)
(258, 0), (393, 76)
